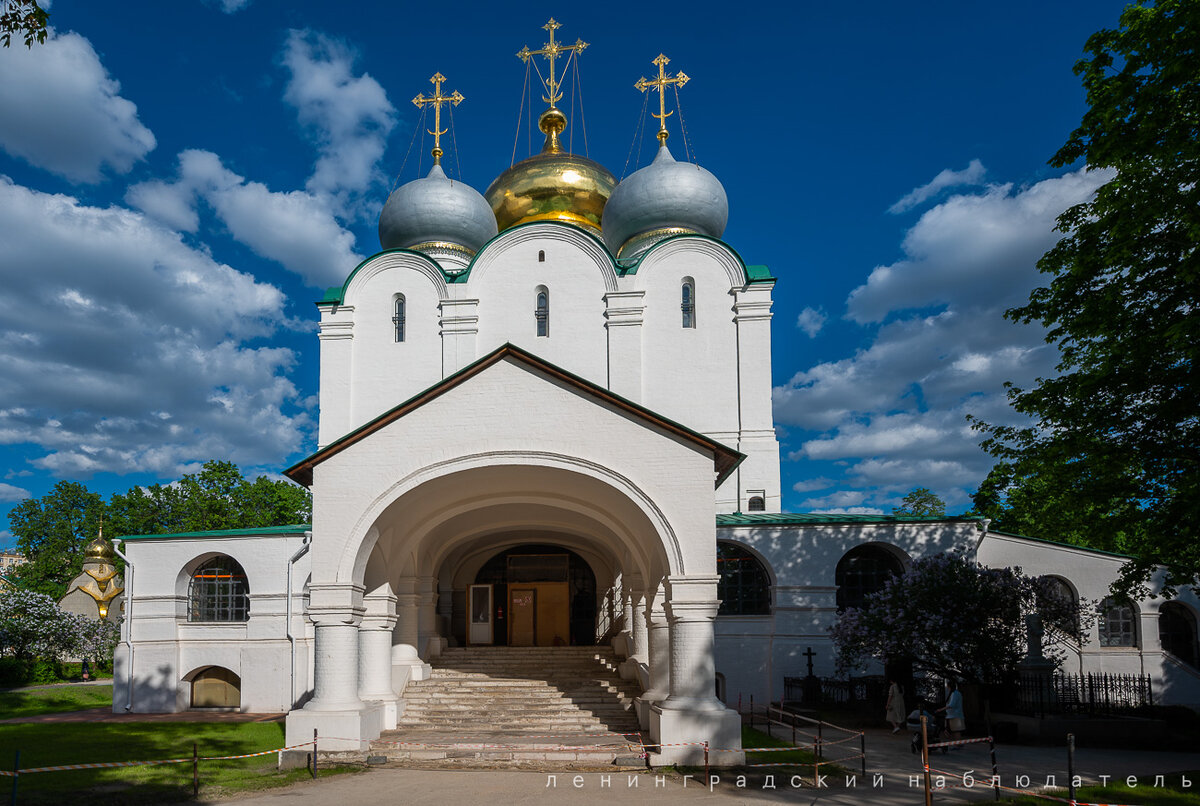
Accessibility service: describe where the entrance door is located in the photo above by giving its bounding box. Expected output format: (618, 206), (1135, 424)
(468, 584), (494, 646)
(510, 587), (537, 646)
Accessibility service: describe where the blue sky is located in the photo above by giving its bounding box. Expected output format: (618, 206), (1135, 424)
(0, 0), (1132, 546)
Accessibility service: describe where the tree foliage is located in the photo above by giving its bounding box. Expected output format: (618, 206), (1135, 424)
(830, 552), (1088, 683)
(0, 1), (48, 48)
(973, 0), (1200, 597)
(892, 487), (946, 517)
(10, 461), (311, 598)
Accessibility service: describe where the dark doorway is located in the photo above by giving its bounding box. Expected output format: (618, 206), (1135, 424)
(474, 544), (597, 646)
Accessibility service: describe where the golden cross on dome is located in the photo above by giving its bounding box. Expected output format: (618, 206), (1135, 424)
(517, 18), (588, 109)
(635, 54), (690, 144)
(412, 72), (464, 165)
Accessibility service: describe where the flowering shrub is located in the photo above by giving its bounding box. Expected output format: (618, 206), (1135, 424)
(0, 586), (119, 663)
(830, 551), (1089, 683)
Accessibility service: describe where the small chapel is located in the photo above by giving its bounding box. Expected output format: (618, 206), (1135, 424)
(111, 21), (1200, 764)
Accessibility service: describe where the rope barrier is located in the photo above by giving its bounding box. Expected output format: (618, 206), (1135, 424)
(928, 735), (994, 749)
(924, 764), (1145, 806)
(0, 741), (316, 777)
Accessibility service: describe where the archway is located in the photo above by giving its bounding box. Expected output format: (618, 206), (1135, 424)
(472, 544), (598, 646)
(190, 666), (241, 708)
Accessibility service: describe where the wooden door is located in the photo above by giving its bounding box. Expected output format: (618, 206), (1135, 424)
(509, 587), (536, 646)
(536, 582), (570, 646)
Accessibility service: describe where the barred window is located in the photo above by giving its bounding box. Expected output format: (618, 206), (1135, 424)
(189, 556), (250, 622)
(836, 544), (902, 611)
(747, 495), (766, 512)
(681, 279), (696, 329)
(1098, 597), (1137, 647)
(535, 287), (549, 337)
(393, 295), (406, 343)
(716, 541), (771, 615)
(1159, 602), (1198, 666)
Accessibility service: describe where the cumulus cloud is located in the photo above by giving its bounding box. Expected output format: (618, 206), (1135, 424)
(0, 31), (155, 182)
(0, 177), (311, 478)
(0, 483), (29, 502)
(281, 29), (396, 216)
(889, 159), (986, 214)
(776, 166), (1111, 512)
(127, 149), (363, 286)
(217, 0), (251, 11)
(796, 306), (827, 338)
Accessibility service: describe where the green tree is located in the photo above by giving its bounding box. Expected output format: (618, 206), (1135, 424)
(892, 487), (946, 517)
(9, 481), (104, 598)
(0, 1), (48, 48)
(974, 0), (1200, 597)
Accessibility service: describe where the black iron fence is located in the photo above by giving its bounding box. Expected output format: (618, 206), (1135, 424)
(783, 675), (886, 708)
(1011, 672), (1153, 717)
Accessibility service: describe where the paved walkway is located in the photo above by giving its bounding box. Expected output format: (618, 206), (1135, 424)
(215, 728), (1199, 805)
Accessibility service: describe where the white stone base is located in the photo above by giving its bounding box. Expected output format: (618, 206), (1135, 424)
(650, 704), (743, 767)
(285, 701), (389, 752)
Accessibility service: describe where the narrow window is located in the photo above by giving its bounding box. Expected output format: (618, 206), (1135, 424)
(535, 286), (549, 337)
(538, 250), (546, 262)
(393, 294), (406, 343)
(748, 495), (766, 512)
(1098, 597), (1138, 647)
(681, 278), (696, 328)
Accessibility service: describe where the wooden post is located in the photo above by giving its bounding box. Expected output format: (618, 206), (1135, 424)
(192, 742), (199, 797)
(10, 750), (19, 806)
(921, 716), (933, 806)
(816, 720), (823, 760)
(1067, 734), (1076, 805)
(989, 735), (1000, 801)
(311, 729), (318, 777)
(749, 695), (754, 730)
(860, 731), (867, 778)
(704, 741), (710, 783)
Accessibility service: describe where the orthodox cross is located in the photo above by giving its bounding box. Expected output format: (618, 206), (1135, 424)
(517, 18), (588, 109)
(635, 54), (690, 144)
(803, 646), (817, 677)
(412, 72), (463, 166)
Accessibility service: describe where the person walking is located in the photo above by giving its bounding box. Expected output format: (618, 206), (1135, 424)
(885, 679), (906, 733)
(939, 680), (965, 739)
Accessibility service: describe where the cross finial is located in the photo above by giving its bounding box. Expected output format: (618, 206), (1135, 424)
(635, 53), (690, 145)
(412, 72), (464, 166)
(516, 18), (588, 109)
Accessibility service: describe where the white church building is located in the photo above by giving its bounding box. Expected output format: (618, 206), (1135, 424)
(111, 26), (1200, 763)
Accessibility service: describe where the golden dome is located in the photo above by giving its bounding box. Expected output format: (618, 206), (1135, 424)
(84, 532), (114, 562)
(485, 108), (616, 235)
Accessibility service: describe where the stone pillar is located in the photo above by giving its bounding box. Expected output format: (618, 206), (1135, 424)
(359, 591), (398, 731)
(650, 576), (743, 766)
(619, 574), (647, 680)
(392, 579), (430, 686)
(417, 576), (443, 659)
(634, 583), (670, 729)
(603, 290), (645, 401)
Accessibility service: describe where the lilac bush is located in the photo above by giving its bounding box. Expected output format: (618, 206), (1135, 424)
(830, 551), (1089, 683)
(0, 586), (119, 662)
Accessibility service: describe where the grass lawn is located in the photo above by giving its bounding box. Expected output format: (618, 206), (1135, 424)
(741, 726), (855, 777)
(0, 684), (114, 719)
(998, 774), (1200, 806)
(0, 721), (358, 805)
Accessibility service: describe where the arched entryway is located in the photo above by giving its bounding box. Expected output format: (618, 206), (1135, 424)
(190, 666), (241, 708)
(469, 544), (598, 647)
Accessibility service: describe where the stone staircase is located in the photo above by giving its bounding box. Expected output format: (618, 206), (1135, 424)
(372, 646), (645, 768)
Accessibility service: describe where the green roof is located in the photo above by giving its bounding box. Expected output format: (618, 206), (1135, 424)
(119, 524), (311, 541)
(717, 513), (984, 527)
(316, 225), (771, 306)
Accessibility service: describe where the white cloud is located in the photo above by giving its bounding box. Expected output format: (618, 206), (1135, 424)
(776, 166), (1112, 512)
(0, 177), (311, 478)
(796, 306), (827, 338)
(889, 159), (986, 214)
(127, 149), (363, 286)
(281, 29), (396, 216)
(218, 0), (251, 11)
(799, 490), (869, 510)
(0, 31), (155, 182)
(809, 506), (886, 516)
(791, 477), (834, 493)
(0, 483), (29, 502)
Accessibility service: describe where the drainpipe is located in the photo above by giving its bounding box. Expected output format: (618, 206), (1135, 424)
(286, 532), (312, 707)
(111, 539), (134, 712)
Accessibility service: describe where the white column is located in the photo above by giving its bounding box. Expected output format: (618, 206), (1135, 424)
(358, 591), (398, 702)
(439, 297), (479, 376)
(634, 583), (669, 729)
(619, 573), (648, 679)
(416, 576), (442, 658)
(604, 290), (645, 401)
(391, 578), (430, 684)
(303, 583), (364, 712)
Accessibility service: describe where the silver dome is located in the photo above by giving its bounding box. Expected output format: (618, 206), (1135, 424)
(602, 144), (728, 258)
(378, 163), (497, 255)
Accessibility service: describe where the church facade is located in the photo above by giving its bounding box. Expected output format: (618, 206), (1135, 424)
(111, 25), (1200, 763)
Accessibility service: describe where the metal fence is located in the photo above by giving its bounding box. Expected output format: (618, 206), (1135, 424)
(1011, 672), (1153, 717)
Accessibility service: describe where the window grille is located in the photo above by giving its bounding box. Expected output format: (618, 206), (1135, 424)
(716, 542), (771, 615)
(1098, 598), (1137, 647)
(188, 556), (250, 622)
(393, 295), (406, 342)
(535, 288), (549, 337)
(835, 545), (902, 611)
(681, 280), (696, 328)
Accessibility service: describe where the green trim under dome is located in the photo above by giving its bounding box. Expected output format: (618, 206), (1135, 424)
(717, 512), (984, 526)
(119, 524), (310, 541)
(316, 224), (772, 306)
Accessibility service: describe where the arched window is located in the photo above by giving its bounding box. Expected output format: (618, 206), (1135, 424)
(1040, 575), (1081, 640)
(191, 666), (241, 708)
(681, 278), (696, 328)
(716, 541), (771, 615)
(189, 556), (250, 622)
(538, 250), (546, 262)
(393, 294), (406, 343)
(836, 544), (903, 611)
(1098, 597), (1138, 647)
(535, 286), (549, 337)
(747, 495), (766, 512)
(1159, 602), (1198, 666)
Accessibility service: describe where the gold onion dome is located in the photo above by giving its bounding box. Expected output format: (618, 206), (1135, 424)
(84, 532), (115, 562)
(484, 108), (616, 235)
